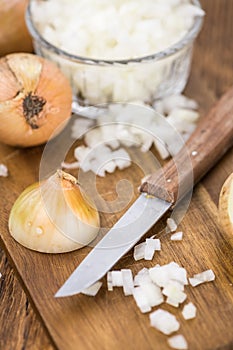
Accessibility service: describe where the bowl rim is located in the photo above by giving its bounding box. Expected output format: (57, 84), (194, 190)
(26, 0), (204, 66)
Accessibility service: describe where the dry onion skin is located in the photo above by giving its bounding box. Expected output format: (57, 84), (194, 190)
(8, 170), (100, 253)
(0, 0), (33, 56)
(219, 173), (233, 236)
(0, 53), (72, 147)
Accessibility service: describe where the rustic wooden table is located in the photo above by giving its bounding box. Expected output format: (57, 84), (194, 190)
(0, 1), (232, 349)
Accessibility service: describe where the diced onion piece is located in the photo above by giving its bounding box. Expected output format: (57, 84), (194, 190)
(133, 287), (151, 313)
(167, 218), (178, 232)
(189, 269), (215, 286)
(113, 148), (131, 170)
(168, 108), (199, 124)
(193, 269), (215, 282)
(144, 239), (156, 260)
(163, 282), (187, 306)
(140, 283), (164, 307)
(149, 262), (188, 287)
(111, 271), (123, 287)
(0, 164), (8, 177)
(149, 265), (170, 287)
(134, 242), (146, 261)
(171, 232), (183, 241)
(71, 117), (95, 139)
(178, 3), (205, 17)
(134, 268), (151, 286)
(168, 265), (188, 286)
(107, 272), (113, 291)
(154, 139), (170, 160)
(74, 145), (92, 162)
(166, 297), (179, 308)
(144, 238), (161, 260)
(122, 269), (134, 296)
(153, 238), (161, 251)
(182, 302), (197, 320)
(188, 278), (203, 287)
(81, 281), (102, 296)
(149, 309), (180, 335)
(167, 334), (188, 350)
(162, 94), (198, 115)
(84, 128), (103, 148)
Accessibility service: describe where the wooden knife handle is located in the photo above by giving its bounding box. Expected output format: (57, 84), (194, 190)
(140, 87), (233, 203)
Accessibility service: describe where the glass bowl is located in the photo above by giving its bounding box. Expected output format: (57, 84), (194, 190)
(26, 0), (204, 108)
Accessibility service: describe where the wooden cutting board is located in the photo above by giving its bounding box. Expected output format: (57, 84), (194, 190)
(0, 143), (233, 350)
(0, 1), (233, 349)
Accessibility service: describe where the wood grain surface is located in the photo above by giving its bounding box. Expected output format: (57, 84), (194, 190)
(0, 1), (233, 349)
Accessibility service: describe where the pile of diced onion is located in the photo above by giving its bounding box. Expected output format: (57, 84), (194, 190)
(31, 0), (204, 104)
(81, 217), (216, 350)
(32, 0), (204, 60)
(63, 94), (199, 176)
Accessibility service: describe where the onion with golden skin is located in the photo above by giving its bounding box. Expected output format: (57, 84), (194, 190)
(0, 53), (72, 147)
(219, 173), (233, 236)
(8, 171), (100, 254)
(0, 0), (33, 56)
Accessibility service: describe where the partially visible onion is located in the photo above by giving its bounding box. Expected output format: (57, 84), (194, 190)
(8, 170), (100, 253)
(219, 173), (233, 236)
(0, 53), (72, 147)
(0, 1), (33, 56)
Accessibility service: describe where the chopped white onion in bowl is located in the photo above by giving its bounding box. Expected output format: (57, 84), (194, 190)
(32, 0), (204, 61)
(30, 0), (204, 104)
(158, 94), (198, 115)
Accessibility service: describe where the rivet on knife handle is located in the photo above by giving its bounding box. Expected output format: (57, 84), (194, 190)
(140, 87), (233, 203)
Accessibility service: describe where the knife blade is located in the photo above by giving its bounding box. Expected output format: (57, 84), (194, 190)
(55, 87), (233, 297)
(55, 195), (171, 297)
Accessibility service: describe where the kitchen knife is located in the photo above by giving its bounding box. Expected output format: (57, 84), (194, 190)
(55, 88), (233, 297)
